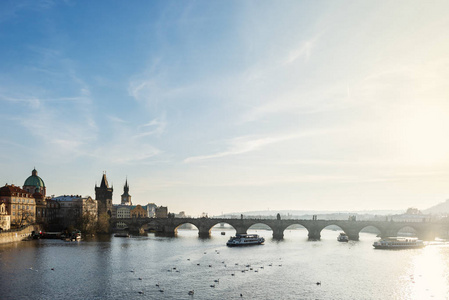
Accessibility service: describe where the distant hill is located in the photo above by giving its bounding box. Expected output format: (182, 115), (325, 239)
(423, 199), (449, 214)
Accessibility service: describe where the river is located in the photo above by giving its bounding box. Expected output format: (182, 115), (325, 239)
(1, 229), (449, 299)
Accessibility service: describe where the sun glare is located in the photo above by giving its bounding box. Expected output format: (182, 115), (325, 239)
(409, 246), (449, 299)
(398, 105), (449, 165)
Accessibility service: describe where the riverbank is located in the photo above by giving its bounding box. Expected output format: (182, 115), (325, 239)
(0, 225), (41, 244)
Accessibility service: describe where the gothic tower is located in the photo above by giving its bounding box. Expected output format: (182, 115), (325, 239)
(121, 179), (132, 205)
(95, 173), (113, 217)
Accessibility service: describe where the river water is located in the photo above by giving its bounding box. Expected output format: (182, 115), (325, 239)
(1, 228), (449, 300)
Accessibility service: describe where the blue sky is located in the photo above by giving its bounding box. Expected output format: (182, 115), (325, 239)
(1, 1), (449, 216)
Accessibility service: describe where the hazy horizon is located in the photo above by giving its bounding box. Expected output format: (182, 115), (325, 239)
(1, 1), (449, 216)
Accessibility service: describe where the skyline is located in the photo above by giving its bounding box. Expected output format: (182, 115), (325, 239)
(1, 1), (449, 216)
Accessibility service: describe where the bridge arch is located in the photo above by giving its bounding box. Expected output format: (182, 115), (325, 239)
(241, 222), (273, 238)
(209, 221), (237, 237)
(360, 225), (382, 235)
(396, 225), (419, 237)
(270, 221), (314, 240)
(172, 222), (199, 237)
(282, 224), (308, 240)
(311, 223), (360, 241)
(111, 219), (132, 230)
(357, 225), (382, 240)
(321, 224), (346, 240)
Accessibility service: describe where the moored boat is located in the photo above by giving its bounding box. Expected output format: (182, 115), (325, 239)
(373, 237), (425, 249)
(337, 232), (349, 242)
(70, 230), (81, 241)
(114, 232), (130, 237)
(226, 234), (264, 246)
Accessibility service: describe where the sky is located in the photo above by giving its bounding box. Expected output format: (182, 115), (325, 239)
(1, 1), (449, 217)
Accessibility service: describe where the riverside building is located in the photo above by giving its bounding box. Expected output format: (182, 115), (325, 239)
(0, 184), (36, 226)
(52, 195), (98, 227)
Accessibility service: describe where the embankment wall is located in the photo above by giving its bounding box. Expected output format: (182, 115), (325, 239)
(0, 225), (41, 244)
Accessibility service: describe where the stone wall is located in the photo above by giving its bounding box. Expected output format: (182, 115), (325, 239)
(0, 225), (41, 244)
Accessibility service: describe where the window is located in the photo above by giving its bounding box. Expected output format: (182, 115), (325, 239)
(13, 205), (15, 209)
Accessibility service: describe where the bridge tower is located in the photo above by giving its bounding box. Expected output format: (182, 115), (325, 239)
(95, 172), (113, 217)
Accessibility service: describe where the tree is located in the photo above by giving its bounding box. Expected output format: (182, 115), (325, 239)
(77, 211), (97, 234)
(14, 206), (33, 227)
(405, 207), (422, 215)
(97, 212), (110, 233)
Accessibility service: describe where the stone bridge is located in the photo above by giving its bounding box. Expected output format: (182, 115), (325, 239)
(110, 217), (449, 241)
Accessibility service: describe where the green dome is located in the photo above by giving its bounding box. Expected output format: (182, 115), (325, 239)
(24, 168), (45, 188)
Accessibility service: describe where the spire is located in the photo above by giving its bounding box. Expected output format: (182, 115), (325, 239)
(100, 173), (109, 188)
(32, 168), (37, 176)
(123, 178), (129, 194)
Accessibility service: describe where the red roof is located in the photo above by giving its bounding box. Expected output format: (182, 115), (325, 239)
(0, 184), (32, 197)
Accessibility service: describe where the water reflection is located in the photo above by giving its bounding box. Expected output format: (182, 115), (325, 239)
(1, 230), (449, 299)
(409, 245), (449, 299)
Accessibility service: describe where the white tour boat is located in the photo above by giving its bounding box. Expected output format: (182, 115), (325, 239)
(226, 234), (265, 247)
(373, 237), (425, 249)
(337, 232), (349, 242)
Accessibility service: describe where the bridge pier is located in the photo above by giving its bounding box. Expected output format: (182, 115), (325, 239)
(272, 228), (284, 240)
(347, 232), (359, 241)
(345, 229), (360, 241)
(198, 228), (211, 238)
(234, 225), (247, 236)
(380, 228), (398, 239)
(307, 228), (321, 240)
(417, 231), (436, 241)
(128, 224), (146, 235)
(161, 225), (177, 237)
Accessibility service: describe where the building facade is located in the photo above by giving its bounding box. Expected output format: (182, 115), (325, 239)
(0, 202), (10, 230)
(112, 204), (157, 228)
(146, 203), (157, 217)
(130, 205), (147, 218)
(53, 195), (98, 228)
(0, 184), (36, 226)
(33, 191), (47, 224)
(155, 206), (168, 218)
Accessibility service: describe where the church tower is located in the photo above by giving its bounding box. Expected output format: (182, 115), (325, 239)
(23, 168), (46, 197)
(95, 173), (113, 217)
(121, 179), (132, 205)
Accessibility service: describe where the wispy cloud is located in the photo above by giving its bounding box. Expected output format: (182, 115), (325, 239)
(83, 116), (164, 165)
(108, 115), (127, 124)
(91, 143), (161, 164)
(284, 36), (319, 65)
(184, 129), (338, 163)
(0, 95), (41, 108)
(135, 115), (167, 138)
